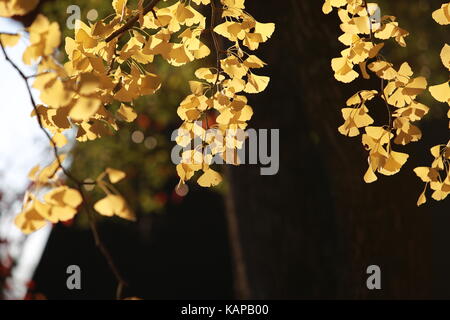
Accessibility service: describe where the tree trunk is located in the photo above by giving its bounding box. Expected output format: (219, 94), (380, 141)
(225, 0), (437, 299)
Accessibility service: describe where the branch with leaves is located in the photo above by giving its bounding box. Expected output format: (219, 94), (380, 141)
(323, 0), (450, 205)
(0, 0), (275, 298)
(414, 2), (450, 205)
(0, 36), (129, 300)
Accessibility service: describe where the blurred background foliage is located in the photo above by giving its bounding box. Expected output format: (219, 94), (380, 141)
(41, 0), (216, 225)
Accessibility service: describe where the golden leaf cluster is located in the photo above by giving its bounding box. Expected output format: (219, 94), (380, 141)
(175, 0), (274, 188)
(324, 0), (429, 185)
(414, 3), (450, 206)
(0, 0), (274, 234)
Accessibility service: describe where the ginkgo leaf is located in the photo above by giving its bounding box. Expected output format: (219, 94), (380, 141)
(332, 57), (359, 83)
(78, 73), (99, 95)
(94, 195), (118, 217)
(94, 194), (135, 221)
(339, 106), (374, 137)
(0, 0), (39, 17)
(431, 145), (442, 158)
(52, 132), (68, 148)
(440, 44), (450, 70)
(22, 15), (61, 65)
(117, 104), (137, 122)
(177, 163), (202, 182)
(322, 0), (347, 14)
(432, 3), (450, 25)
(69, 97), (102, 121)
(0, 33), (20, 47)
(243, 55), (266, 69)
(189, 81), (205, 95)
(105, 168), (126, 184)
(15, 206), (47, 235)
(37, 187), (82, 223)
(39, 78), (72, 108)
(244, 73), (270, 93)
(191, 0), (210, 5)
(368, 61), (397, 81)
(414, 167), (439, 183)
(364, 165), (378, 183)
(430, 81), (450, 104)
(254, 22), (275, 43)
(378, 151), (409, 176)
(60, 188), (83, 208)
(393, 101), (429, 122)
(195, 68), (223, 84)
(417, 189), (427, 206)
(197, 168), (222, 187)
(431, 183), (450, 201)
(112, 0), (128, 17)
(346, 90), (378, 106)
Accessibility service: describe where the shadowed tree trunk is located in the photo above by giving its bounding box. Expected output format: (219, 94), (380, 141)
(224, 0), (441, 299)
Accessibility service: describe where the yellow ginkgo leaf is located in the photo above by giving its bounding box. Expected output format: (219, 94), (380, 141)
(332, 56), (359, 83)
(243, 55), (266, 69)
(0, 33), (20, 47)
(191, 0), (210, 5)
(52, 132), (68, 148)
(41, 186), (82, 222)
(69, 97), (102, 121)
(94, 194), (135, 221)
(39, 78), (73, 108)
(338, 106), (374, 137)
(254, 22), (275, 43)
(440, 44), (450, 70)
(197, 168), (222, 187)
(15, 206), (47, 235)
(322, 0), (347, 14)
(195, 67), (223, 84)
(417, 190), (427, 207)
(378, 151), (409, 176)
(0, 0), (39, 17)
(364, 165), (378, 184)
(117, 104), (137, 122)
(112, 0), (128, 17)
(94, 195), (117, 217)
(414, 167), (439, 183)
(346, 90), (378, 106)
(430, 81), (450, 104)
(244, 73), (270, 93)
(105, 168), (126, 184)
(432, 3), (450, 25)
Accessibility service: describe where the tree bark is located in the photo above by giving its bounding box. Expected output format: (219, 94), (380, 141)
(225, 0), (437, 299)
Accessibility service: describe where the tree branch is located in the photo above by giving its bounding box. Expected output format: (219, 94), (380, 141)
(0, 38), (127, 300)
(105, 0), (161, 43)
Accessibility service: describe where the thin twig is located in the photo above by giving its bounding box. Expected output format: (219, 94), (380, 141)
(210, 0), (223, 94)
(363, 1), (393, 132)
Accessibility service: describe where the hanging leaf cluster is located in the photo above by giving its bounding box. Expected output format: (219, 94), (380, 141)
(323, 0), (450, 205)
(0, 0), (275, 234)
